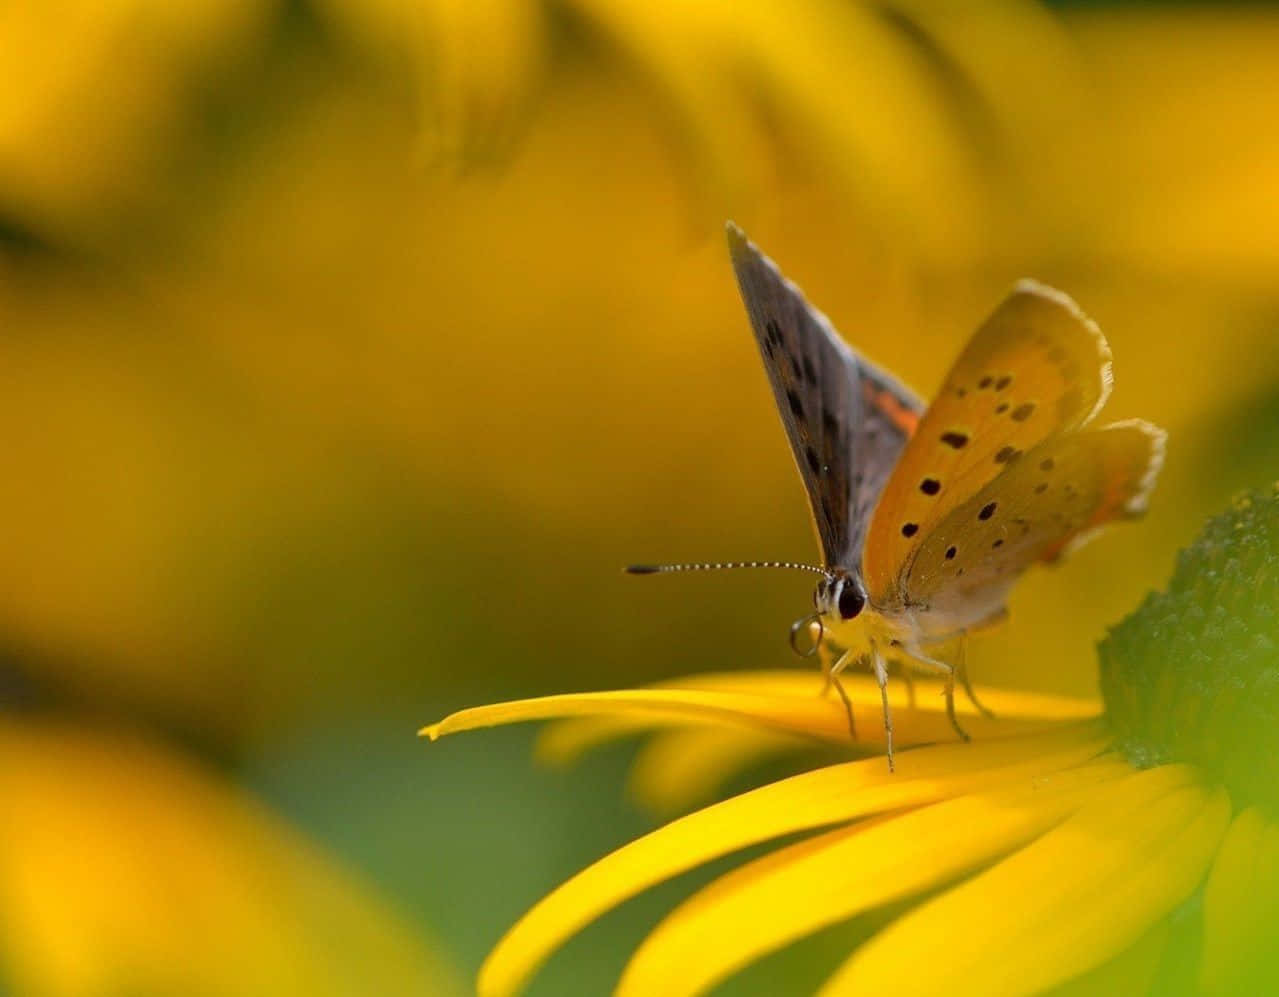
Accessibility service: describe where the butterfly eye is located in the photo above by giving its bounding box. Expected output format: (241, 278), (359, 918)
(837, 584), (865, 620)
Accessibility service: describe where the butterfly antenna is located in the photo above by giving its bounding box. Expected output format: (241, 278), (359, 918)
(626, 560), (832, 578)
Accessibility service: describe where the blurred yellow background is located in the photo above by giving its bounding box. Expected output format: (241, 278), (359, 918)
(0, 1), (1276, 994)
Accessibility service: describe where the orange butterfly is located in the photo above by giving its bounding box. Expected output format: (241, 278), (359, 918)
(632, 224), (1164, 769)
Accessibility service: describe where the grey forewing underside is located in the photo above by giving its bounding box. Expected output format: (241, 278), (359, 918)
(726, 222), (924, 569)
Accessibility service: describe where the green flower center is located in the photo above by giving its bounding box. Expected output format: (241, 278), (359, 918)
(1099, 485), (1279, 814)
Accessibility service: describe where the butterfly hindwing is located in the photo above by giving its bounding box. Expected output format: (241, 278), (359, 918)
(900, 420), (1166, 628)
(727, 223), (923, 567)
(863, 280), (1114, 605)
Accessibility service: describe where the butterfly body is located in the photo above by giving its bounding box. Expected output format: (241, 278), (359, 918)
(812, 565), (1003, 719)
(812, 572), (907, 649)
(634, 223), (1166, 769)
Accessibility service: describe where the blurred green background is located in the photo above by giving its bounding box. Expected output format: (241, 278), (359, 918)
(1, 1), (1277, 994)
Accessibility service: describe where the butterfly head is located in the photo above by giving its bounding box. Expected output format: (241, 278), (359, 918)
(814, 569), (867, 623)
(790, 568), (873, 658)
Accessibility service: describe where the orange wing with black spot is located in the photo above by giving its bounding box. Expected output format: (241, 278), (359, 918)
(862, 280), (1115, 608)
(903, 420), (1165, 628)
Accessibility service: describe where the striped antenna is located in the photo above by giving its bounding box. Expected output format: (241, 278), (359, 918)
(626, 560), (830, 578)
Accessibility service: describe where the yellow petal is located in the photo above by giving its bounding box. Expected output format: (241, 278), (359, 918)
(425, 687), (835, 741)
(1044, 919), (1168, 997)
(616, 760), (1129, 997)
(534, 715), (674, 766)
(1201, 807), (1279, 994)
(533, 672), (1097, 765)
(424, 677), (1098, 747)
(625, 725), (809, 814)
(477, 727), (1107, 997)
(659, 670), (1100, 722)
(530, 674), (831, 765)
(823, 766), (1230, 997)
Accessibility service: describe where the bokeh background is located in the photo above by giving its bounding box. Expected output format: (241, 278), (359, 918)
(1, 1), (1277, 994)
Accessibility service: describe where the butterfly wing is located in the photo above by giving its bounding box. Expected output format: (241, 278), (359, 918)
(863, 280), (1114, 605)
(727, 223), (923, 568)
(900, 420), (1166, 632)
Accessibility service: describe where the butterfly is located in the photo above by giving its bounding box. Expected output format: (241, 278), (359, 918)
(631, 222), (1166, 770)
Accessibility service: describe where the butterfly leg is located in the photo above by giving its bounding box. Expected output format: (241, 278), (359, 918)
(829, 672), (858, 742)
(943, 667), (970, 744)
(870, 642), (894, 773)
(901, 646), (970, 744)
(817, 642), (837, 697)
(825, 647), (859, 741)
(955, 633), (996, 720)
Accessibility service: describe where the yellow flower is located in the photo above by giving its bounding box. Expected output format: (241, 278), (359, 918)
(425, 487), (1279, 995)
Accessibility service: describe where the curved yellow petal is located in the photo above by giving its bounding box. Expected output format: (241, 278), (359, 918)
(424, 687), (840, 742)
(529, 674), (1098, 783)
(531, 674), (832, 765)
(425, 679), (1098, 747)
(477, 727), (1106, 997)
(1044, 919), (1168, 997)
(823, 766), (1230, 997)
(534, 715), (673, 766)
(660, 671), (1100, 722)
(616, 760), (1129, 997)
(626, 725), (809, 815)
(1201, 807), (1279, 994)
